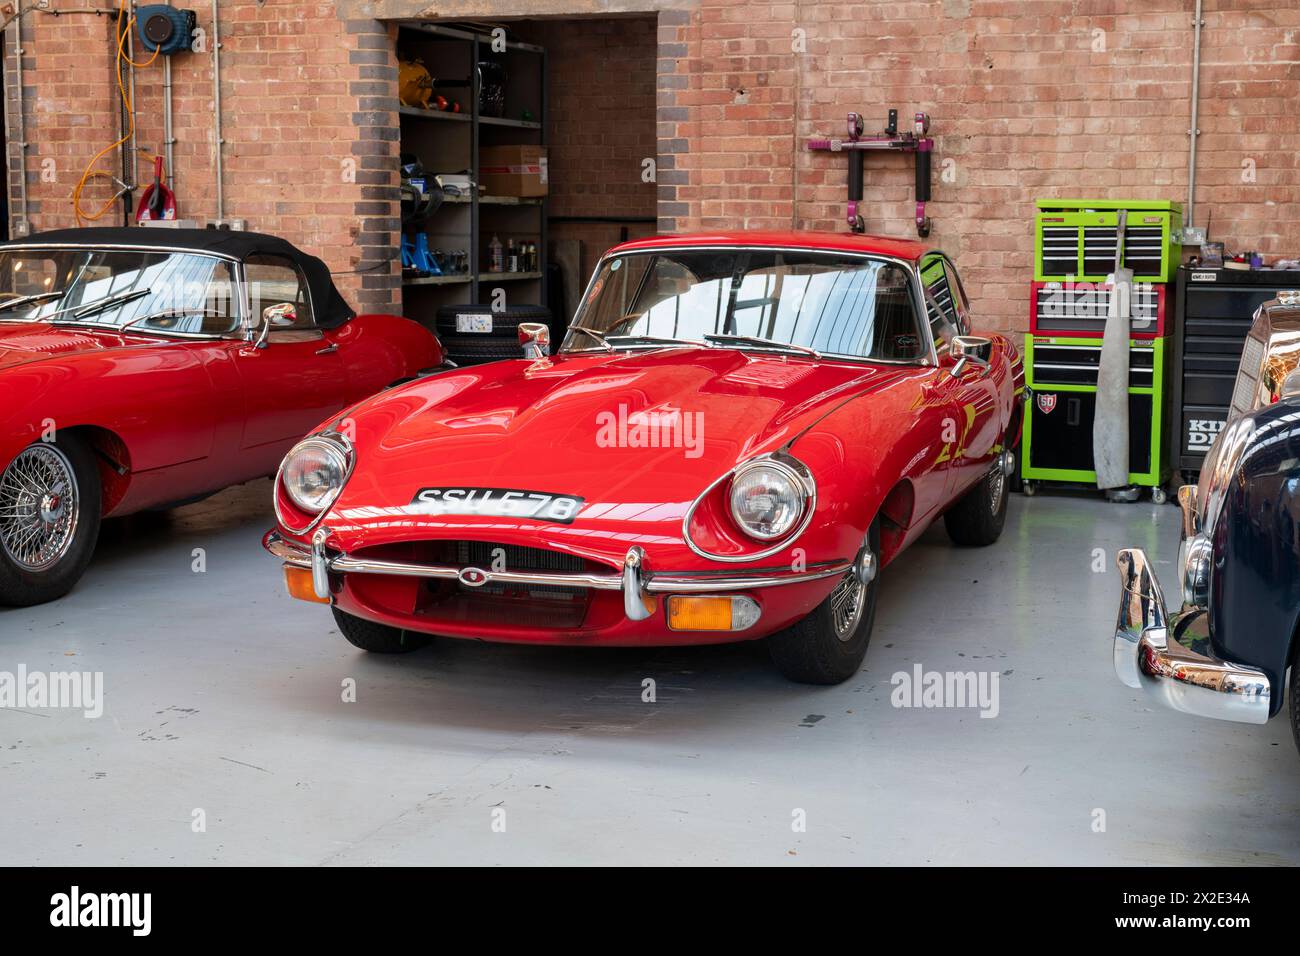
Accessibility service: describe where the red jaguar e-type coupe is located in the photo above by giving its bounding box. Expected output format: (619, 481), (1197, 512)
(266, 232), (1024, 683)
(0, 227), (443, 606)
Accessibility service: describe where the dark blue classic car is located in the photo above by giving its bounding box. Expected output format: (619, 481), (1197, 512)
(1114, 293), (1300, 753)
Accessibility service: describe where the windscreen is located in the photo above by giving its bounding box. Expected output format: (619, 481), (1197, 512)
(0, 248), (238, 335)
(566, 249), (927, 362)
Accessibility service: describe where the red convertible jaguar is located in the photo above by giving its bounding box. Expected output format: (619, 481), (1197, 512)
(266, 232), (1024, 684)
(0, 227), (443, 606)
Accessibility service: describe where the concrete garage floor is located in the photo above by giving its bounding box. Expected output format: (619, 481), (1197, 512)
(2, 483), (1298, 866)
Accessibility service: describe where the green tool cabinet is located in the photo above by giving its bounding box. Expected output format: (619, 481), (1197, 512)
(1021, 334), (1170, 492)
(1034, 199), (1182, 284)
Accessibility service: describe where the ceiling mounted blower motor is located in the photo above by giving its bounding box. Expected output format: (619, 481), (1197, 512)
(136, 5), (197, 55)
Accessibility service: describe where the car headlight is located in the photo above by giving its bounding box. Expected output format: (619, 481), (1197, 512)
(1178, 532), (1214, 608)
(281, 436), (350, 515)
(728, 458), (811, 540)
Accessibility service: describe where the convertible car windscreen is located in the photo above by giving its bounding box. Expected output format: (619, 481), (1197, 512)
(0, 249), (238, 335)
(569, 250), (927, 362)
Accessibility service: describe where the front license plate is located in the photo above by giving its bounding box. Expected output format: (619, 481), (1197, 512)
(410, 487), (585, 524)
(455, 313), (493, 333)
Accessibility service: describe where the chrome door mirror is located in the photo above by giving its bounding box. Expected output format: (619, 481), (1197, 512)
(949, 335), (992, 377)
(255, 302), (297, 349)
(518, 322), (550, 360)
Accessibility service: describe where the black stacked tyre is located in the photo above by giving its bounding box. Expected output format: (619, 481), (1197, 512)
(434, 304), (553, 367)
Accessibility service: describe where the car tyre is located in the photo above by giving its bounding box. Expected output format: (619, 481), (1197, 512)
(1290, 658), (1300, 758)
(944, 455), (1009, 547)
(332, 607), (432, 654)
(434, 304), (552, 367)
(768, 520), (880, 685)
(0, 435), (102, 607)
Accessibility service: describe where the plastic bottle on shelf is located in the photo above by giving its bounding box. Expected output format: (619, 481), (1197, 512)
(489, 234), (504, 273)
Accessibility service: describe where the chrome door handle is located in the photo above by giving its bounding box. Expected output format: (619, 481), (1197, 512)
(316, 343), (339, 355)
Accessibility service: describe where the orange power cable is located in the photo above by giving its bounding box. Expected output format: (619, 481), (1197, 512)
(71, 0), (161, 224)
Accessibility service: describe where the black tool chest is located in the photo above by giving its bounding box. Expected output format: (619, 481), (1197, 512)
(1170, 266), (1300, 481)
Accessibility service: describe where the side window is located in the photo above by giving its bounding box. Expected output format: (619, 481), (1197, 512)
(245, 254), (314, 330)
(942, 259), (971, 335)
(920, 254), (960, 353)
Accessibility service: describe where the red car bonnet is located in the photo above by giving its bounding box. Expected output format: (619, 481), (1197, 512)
(323, 347), (911, 544)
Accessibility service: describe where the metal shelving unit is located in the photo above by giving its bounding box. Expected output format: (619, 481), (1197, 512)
(397, 23), (548, 323)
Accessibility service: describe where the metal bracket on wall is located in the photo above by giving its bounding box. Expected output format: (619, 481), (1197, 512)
(806, 109), (933, 237)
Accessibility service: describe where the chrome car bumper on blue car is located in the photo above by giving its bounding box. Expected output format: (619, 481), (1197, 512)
(1113, 548), (1270, 724)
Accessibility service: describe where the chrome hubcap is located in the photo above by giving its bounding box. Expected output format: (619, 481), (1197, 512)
(0, 444), (80, 572)
(40, 491), (67, 524)
(830, 565), (869, 642)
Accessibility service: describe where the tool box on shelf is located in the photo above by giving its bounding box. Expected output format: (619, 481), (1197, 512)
(1029, 280), (1167, 338)
(1169, 265), (1300, 482)
(1021, 334), (1171, 498)
(1034, 199), (1182, 284)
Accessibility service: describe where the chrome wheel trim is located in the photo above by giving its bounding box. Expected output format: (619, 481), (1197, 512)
(987, 458), (1006, 515)
(830, 568), (868, 642)
(0, 444), (81, 572)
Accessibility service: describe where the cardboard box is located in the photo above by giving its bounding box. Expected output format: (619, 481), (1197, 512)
(479, 145), (548, 198)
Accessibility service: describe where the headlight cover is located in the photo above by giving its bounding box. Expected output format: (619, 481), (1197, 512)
(728, 458), (810, 541)
(1197, 415), (1256, 537)
(281, 436), (351, 516)
(1178, 532), (1214, 608)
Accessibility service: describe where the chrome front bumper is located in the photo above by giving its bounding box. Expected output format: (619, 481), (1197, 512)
(264, 530), (852, 623)
(1113, 548), (1270, 724)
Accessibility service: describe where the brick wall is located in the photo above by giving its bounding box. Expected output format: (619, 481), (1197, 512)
(8, 1), (1300, 333)
(659, 0), (1300, 333)
(5, 1), (402, 313)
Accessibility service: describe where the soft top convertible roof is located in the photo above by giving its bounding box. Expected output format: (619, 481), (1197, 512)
(1, 226), (355, 328)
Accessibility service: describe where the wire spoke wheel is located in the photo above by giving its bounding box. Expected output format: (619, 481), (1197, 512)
(987, 457), (1006, 514)
(0, 444), (81, 572)
(829, 568), (867, 642)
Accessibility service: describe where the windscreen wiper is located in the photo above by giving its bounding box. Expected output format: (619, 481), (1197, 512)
(567, 326), (615, 352)
(0, 291), (64, 314)
(43, 288), (155, 325)
(117, 307), (231, 333)
(605, 334), (699, 348)
(59, 288), (153, 322)
(703, 333), (821, 359)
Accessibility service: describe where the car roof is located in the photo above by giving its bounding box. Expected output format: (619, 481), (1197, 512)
(0, 226), (356, 328)
(605, 230), (932, 262)
(9, 226), (307, 260)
